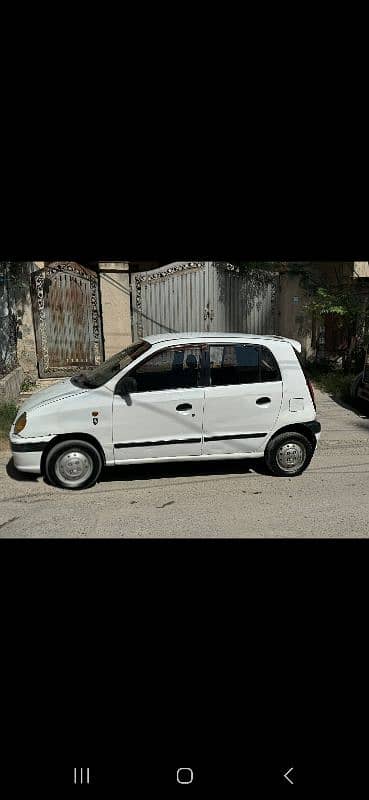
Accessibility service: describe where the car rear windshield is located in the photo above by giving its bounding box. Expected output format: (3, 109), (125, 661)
(70, 340), (152, 388)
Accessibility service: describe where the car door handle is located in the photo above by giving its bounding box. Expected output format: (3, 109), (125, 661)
(256, 397), (271, 405)
(176, 403), (193, 411)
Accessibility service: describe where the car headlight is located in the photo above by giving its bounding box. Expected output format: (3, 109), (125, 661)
(14, 412), (27, 434)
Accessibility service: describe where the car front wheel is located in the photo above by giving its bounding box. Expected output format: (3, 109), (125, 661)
(265, 431), (313, 477)
(44, 439), (103, 490)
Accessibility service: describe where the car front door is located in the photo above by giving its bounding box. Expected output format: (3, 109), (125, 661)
(113, 345), (206, 462)
(203, 343), (283, 455)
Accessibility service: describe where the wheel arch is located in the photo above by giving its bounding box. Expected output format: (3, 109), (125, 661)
(267, 423), (318, 451)
(40, 433), (106, 475)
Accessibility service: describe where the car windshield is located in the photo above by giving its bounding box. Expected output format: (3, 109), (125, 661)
(70, 340), (152, 389)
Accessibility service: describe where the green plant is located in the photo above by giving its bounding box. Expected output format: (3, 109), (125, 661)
(306, 367), (355, 404)
(215, 261), (283, 315)
(301, 266), (369, 372)
(0, 401), (18, 446)
(21, 377), (36, 392)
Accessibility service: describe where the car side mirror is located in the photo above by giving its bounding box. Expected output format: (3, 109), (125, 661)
(117, 376), (137, 403)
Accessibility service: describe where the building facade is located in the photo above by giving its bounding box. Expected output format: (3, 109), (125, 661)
(2, 261), (368, 381)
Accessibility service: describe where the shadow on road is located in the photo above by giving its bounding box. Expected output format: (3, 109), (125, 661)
(331, 395), (369, 418)
(99, 457), (270, 484)
(6, 458), (40, 482)
(319, 391), (369, 425)
(5, 454), (271, 489)
(5, 454), (270, 486)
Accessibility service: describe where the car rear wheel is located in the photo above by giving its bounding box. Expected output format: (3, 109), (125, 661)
(44, 439), (103, 490)
(265, 431), (313, 477)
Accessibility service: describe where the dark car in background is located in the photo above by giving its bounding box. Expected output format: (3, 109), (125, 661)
(351, 347), (369, 409)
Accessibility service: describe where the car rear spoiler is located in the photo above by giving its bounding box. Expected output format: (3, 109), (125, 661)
(277, 337), (302, 353)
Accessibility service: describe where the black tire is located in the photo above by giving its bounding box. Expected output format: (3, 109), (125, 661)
(44, 439), (103, 490)
(265, 431), (314, 477)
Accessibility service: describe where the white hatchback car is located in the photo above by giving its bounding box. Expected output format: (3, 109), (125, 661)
(10, 333), (320, 490)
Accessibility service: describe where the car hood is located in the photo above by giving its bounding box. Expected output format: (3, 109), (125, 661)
(17, 379), (89, 415)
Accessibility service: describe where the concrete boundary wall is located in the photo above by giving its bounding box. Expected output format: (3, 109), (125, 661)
(98, 263), (132, 358)
(0, 366), (24, 403)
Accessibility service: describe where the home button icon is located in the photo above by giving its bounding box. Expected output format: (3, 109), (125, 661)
(177, 768), (194, 785)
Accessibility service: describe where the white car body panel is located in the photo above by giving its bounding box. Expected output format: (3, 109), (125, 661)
(203, 380), (283, 456)
(113, 388), (205, 462)
(140, 331), (303, 353)
(10, 383), (116, 472)
(9, 333), (319, 478)
(14, 379), (88, 414)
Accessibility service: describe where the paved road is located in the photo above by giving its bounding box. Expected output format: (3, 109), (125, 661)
(1, 389), (369, 537)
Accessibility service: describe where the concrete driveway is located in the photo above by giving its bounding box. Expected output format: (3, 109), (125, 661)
(1, 388), (369, 537)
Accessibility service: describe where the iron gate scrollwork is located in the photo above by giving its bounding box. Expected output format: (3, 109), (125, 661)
(31, 262), (104, 378)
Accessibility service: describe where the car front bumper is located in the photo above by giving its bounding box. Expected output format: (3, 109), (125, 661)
(9, 432), (55, 474)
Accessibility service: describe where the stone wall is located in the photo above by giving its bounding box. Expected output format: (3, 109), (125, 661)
(14, 262), (41, 379)
(0, 265), (17, 372)
(0, 366), (24, 403)
(1, 263), (39, 379)
(279, 269), (315, 358)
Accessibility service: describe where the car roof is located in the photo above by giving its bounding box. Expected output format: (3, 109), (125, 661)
(143, 332), (302, 352)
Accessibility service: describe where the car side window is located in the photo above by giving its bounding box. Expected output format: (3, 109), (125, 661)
(209, 344), (281, 386)
(260, 346), (281, 382)
(209, 345), (260, 386)
(129, 346), (203, 392)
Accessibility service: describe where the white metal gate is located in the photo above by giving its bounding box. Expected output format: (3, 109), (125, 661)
(131, 261), (280, 340)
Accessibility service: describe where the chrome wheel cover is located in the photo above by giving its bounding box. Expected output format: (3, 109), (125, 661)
(54, 449), (94, 488)
(276, 441), (306, 473)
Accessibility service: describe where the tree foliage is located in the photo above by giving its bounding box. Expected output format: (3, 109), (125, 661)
(299, 264), (369, 370)
(307, 285), (367, 324)
(232, 261), (285, 276)
(228, 261), (369, 369)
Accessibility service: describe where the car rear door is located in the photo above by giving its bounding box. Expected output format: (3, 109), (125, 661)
(202, 343), (283, 455)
